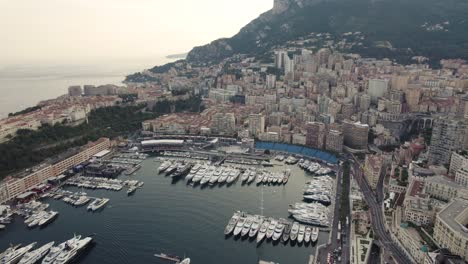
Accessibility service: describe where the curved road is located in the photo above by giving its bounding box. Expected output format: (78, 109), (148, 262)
(351, 157), (414, 264)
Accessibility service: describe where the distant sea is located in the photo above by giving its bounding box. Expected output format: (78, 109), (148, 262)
(0, 56), (177, 118)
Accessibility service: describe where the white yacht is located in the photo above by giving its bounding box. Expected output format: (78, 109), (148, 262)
(297, 225), (306, 243)
(290, 222), (299, 241)
(256, 219), (270, 243)
(266, 219), (277, 239)
(304, 227), (312, 243)
(240, 217), (253, 237)
(272, 222), (285, 241)
(19, 242), (54, 264)
(233, 216), (246, 236)
(249, 217), (263, 238)
(0, 242), (36, 264)
(87, 198), (109, 211)
(311, 227), (319, 243)
(42, 235), (81, 264)
(179, 258), (190, 264)
(39, 211), (59, 227)
(53, 236), (93, 264)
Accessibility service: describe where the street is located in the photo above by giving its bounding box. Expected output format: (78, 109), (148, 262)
(351, 156), (414, 264)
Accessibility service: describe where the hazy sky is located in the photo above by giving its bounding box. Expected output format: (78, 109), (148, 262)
(0, 0), (272, 65)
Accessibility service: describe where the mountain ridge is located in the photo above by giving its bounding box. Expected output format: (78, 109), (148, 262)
(186, 0), (468, 65)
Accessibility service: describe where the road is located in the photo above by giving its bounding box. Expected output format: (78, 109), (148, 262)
(316, 163), (351, 264)
(350, 156), (414, 264)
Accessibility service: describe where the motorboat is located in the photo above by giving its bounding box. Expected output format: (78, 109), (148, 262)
(249, 217), (263, 238)
(311, 227), (319, 243)
(87, 198), (110, 211)
(272, 222), (285, 241)
(53, 236), (93, 264)
(256, 219), (270, 243)
(297, 225), (306, 243)
(304, 227), (312, 243)
(240, 217), (253, 237)
(0, 242), (36, 264)
(224, 212), (241, 235)
(233, 216), (246, 236)
(282, 221), (292, 243)
(290, 222), (299, 241)
(38, 211), (59, 227)
(266, 219), (277, 239)
(19, 242), (54, 264)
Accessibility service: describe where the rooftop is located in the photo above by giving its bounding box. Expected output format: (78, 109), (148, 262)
(438, 198), (468, 239)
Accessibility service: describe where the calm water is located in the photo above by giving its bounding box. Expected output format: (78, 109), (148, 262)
(0, 58), (172, 118)
(0, 158), (330, 264)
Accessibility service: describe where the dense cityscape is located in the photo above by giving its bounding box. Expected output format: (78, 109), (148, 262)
(1, 1), (468, 264)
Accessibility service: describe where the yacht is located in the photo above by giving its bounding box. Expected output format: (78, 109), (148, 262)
(240, 170), (250, 183)
(265, 219), (277, 239)
(233, 216), (246, 236)
(0, 242), (36, 264)
(272, 222), (285, 241)
(42, 236), (81, 264)
(290, 222), (299, 241)
(191, 172), (204, 183)
(311, 227), (319, 243)
(256, 219), (270, 243)
(19, 242), (54, 264)
(303, 194), (331, 205)
(209, 171), (220, 184)
(74, 196), (90, 207)
(255, 173), (264, 184)
(282, 170), (290, 184)
(53, 236), (93, 264)
(304, 227), (312, 243)
(240, 217), (253, 237)
(179, 258), (190, 264)
(282, 221), (292, 243)
(127, 185), (137, 195)
(0, 245), (21, 260)
(164, 164), (178, 176)
(226, 170), (240, 184)
(200, 173), (211, 185)
(218, 170), (229, 183)
(87, 198), (109, 211)
(171, 163), (193, 179)
(157, 161), (172, 174)
(39, 211), (59, 227)
(297, 225), (306, 243)
(247, 171), (256, 184)
(224, 212), (241, 235)
(185, 172), (195, 181)
(248, 217), (263, 238)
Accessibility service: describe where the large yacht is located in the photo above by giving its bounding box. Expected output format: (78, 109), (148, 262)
(249, 217), (263, 238)
(281, 221), (292, 243)
(87, 198), (110, 211)
(19, 242), (54, 264)
(289, 222), (299, 241)
(311, 227), (319, 243)
(272, 222), (285, 241)
(224, 212), (241, 235)
(38, 211), (59, 228)
(240, 217), (253, 237)
(297, 225), (306, 243)
(53, 236), (93, 264)
(0, 242), (36, 264)
(42, 235), (81, 264)
(233, 216), (246, 236)
(304, 227), (312, 243)
(256, 219), (270, 243)
(265, 219), (277, 239)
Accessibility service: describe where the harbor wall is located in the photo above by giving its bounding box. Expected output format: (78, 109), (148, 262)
(255, 141), (339, 164)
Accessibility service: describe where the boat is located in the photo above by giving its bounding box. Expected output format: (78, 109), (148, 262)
(0, 244), (21, 260)
(290, 222), (299, 241)
(249, 217), (263, 238)
(272, 222), (285, 241)
(171, 163), (193, 179)
(247, 171), (256, 184)
(240, 170), (250, 183)
(158, 161), (172, 174)
(74, 196), (90, 207)
(154, 253), (181, 263)
(233, 216), (246, 236)
(224, 212), (241, 235)
(282, 221), (292, 243)
(282, 170), (290, 184)
(42, 236), (81, 264)
(53, 236), (93, 264)
(127, 185), (137, 195)
(87, 198), (110, 211)
(226, 169), (240, 184)
(218, 170), (229, 183)
(179, 258), (190, 264)
(303, 194), (331, 205)
(19, 242), (54, 264)
(256, 219), (270, 243)
(311, 227), (319, 243)
(304, 227), (312, 243)
(209, 171), (220, 184)
(266, 219), (277, 239)
(164, 164), (178, 176)
(255, 173), (264, 184)
(0, 242), (36, 264)
(39, 211), (59, 227)
(240, 217), (253, 237)
(297, 225), (306, 243)
(200, 174), (211, 185)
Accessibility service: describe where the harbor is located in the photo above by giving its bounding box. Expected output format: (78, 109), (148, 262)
(0, 149), (336, 263)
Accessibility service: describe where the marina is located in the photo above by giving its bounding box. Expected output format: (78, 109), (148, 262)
(0, 152), (335, 263)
